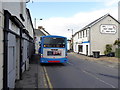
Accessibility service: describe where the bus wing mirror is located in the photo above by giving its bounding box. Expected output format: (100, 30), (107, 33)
(39, 42), (41, 45)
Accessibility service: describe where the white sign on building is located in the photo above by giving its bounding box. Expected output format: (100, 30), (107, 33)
(100, 24), (117, 34)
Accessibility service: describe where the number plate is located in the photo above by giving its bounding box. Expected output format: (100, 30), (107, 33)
(47, 50), (61, 56)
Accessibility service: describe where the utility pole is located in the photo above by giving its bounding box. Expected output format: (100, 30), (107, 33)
(34, 18), (42, 29)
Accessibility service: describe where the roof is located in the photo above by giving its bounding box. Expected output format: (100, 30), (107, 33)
(41, 29), (50, 35)
(34, 29), (50, 36)
(73, 14), (120, 37)
(41, 35), (67, 39)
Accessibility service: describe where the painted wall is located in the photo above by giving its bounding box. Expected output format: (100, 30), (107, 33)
(3, 2), (34, 38)
(90, 16), (118, 55)
(73, 33), (79, 53)
(3, 1), (26, 25)
(1, 1), (34, 88)
(73, 29), (90, 55)
(26, 10), (34, 38)
(22, 33), (29, 72)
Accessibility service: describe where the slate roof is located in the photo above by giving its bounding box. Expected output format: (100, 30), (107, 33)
(35, 29), (50, 36)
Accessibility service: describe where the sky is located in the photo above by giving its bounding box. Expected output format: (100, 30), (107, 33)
(27, 0), (119, 39)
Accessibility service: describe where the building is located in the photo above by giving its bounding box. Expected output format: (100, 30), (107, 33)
(35, 26), (50, 53)
(67, 39), (71, 51)
(73, 14), (119, 56)
(0, 1), (35, 89)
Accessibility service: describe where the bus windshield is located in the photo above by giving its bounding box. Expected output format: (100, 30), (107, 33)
(43, 37), (66, 48)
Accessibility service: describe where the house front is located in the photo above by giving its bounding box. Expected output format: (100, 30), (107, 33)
(0, 1), (35, 89)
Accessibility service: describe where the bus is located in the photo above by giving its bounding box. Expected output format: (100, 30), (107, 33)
(39, 35), (68, 63)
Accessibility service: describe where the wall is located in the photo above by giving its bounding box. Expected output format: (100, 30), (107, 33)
(73, 33), (78, 52)
(73, 28), (90, 55)
(26, 14), (34, 38)
(3, 1), (26, 25)
(22, 33), (29, 72)
(119, 2), (120, 40)
(2, 1), (34, 88)
(90, 16), (118, 55)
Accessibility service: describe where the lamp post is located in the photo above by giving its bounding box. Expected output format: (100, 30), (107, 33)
(68, 29), (74, 52)
(34, 18), (42, 29)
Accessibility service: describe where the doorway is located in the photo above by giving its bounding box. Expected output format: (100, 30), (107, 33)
(86, 45), (88, 56)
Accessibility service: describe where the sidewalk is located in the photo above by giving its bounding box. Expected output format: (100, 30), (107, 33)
(71, 52), (118, 68)
(15, 54), (48, 89)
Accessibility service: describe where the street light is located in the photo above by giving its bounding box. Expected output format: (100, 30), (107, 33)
(68, 29), (73, 36)
(34, 18), (42, 29)
(68, 29), (74, 52)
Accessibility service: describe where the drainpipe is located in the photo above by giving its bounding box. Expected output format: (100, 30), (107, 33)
(88, 27), (91, 56)
(20, 28), (23, 80)
(3, 10), (9, 90)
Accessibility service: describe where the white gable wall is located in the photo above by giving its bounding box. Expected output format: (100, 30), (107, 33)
(90, 16), (118, 55)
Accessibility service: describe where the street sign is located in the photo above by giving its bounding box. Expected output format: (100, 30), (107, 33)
(100, 24), (117, 34)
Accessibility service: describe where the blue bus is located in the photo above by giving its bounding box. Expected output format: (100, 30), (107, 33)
(39, 35), (68, 63)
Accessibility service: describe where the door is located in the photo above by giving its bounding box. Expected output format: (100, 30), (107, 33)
(86, 45), (88, 56)
(16, 37), (20, 80)
(8, 33), (16, 88)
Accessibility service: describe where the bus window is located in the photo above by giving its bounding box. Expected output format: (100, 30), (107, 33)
(43, 37), (66, 48)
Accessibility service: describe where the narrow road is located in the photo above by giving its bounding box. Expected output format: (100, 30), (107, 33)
(41, 53), (118, 88)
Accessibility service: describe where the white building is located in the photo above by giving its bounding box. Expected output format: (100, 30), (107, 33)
(35, 26), (50, 54)
(0, 1), (34, 89)
(73, 14), (119, 56)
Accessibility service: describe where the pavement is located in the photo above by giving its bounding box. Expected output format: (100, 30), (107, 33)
(15, 52), (119, 89)
(71, 52), (119, 69)
(15, 54), (48, 89)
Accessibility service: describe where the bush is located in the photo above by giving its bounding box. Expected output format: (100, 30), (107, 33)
(115, 48), (120, 58)
(104, 44), (112, 55)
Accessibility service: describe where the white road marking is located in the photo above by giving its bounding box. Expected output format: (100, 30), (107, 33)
(67, 62), (74, 66)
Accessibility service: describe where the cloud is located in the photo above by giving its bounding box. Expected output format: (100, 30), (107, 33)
(36, 7), (118, 39)
(28, 0), (115, 3)
(104, 0), (119, 6)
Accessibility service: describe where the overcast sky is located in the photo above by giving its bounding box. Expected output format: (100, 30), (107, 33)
(27, 0), (119, 39)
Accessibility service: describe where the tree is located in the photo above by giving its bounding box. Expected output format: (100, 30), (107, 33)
(114, 39), (120, 46)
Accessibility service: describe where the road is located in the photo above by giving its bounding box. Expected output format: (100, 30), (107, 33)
(41, 53), (118, 88)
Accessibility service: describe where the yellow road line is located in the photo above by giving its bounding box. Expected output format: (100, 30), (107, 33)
(43, 66), (53, 90)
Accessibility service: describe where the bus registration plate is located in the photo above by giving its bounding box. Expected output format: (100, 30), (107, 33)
(47, 50), (61, 56)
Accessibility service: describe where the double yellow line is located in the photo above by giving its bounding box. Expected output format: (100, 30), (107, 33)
(43, 66), (53, 90)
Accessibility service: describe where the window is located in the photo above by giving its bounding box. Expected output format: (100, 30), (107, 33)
(80, 31), (82, 38)
(43, 37), (66, 48)
(78, 32), (79, 39)
(86, 30), (87, 37)
(83, 31), (84, 38)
